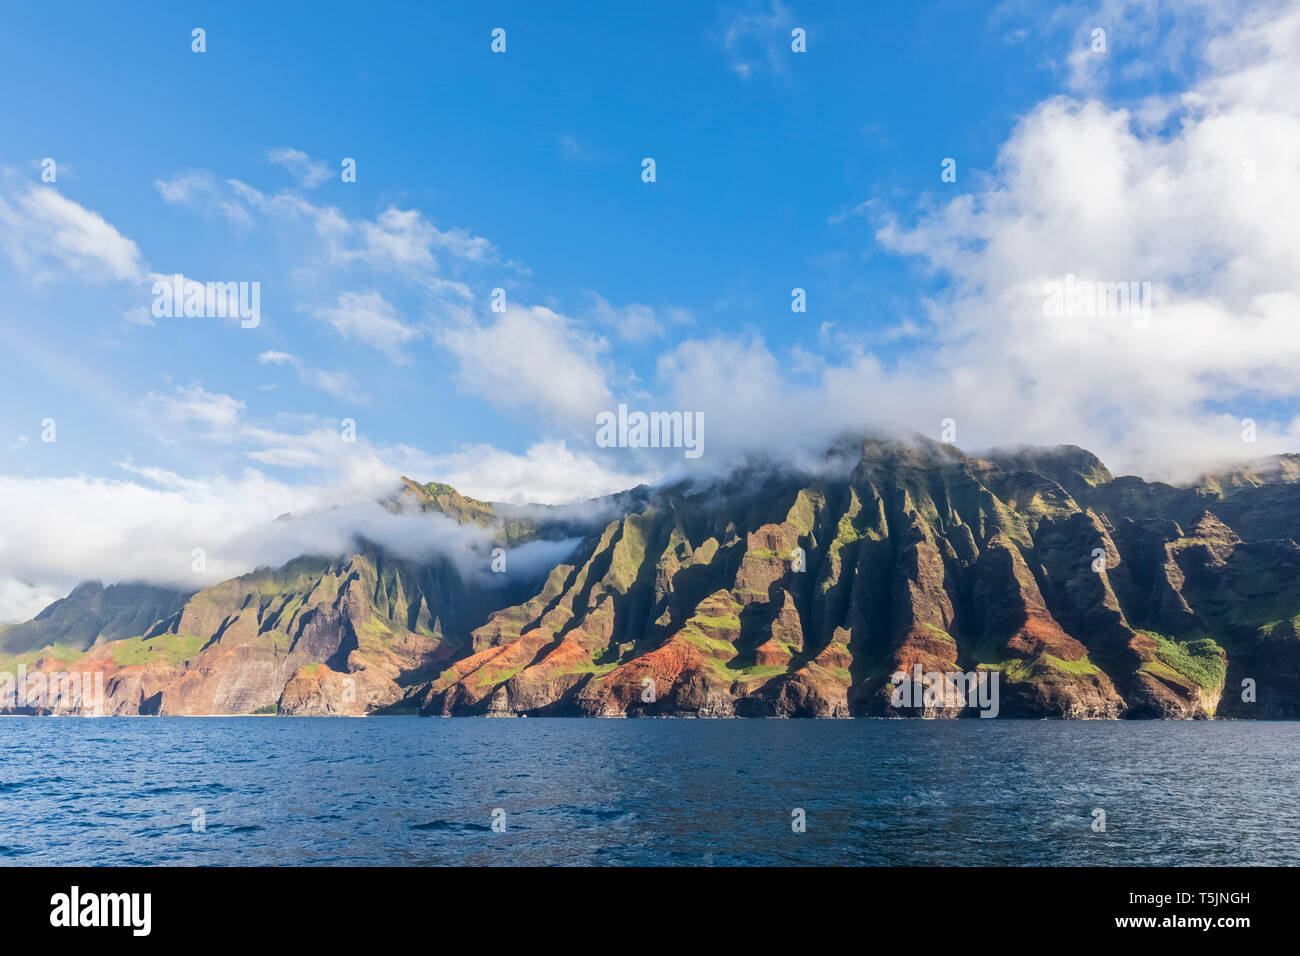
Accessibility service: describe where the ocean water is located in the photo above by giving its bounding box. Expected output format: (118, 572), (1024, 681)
(0, 717), (1295, 866)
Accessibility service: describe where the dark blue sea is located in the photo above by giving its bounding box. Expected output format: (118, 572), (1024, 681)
(1, 718), (1295, 865)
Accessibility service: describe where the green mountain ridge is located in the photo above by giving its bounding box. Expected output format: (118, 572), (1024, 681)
(4, 437), (1299, 718)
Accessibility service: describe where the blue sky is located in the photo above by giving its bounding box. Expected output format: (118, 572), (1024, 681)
(0, 1), (1072, 478)
(2, 0), (1299, 617)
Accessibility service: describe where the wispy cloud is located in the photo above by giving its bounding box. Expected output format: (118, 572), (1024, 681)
(0, 177), (147, 283)
(716, 0), (797, 80)
(258, 350), (367, 402)
(559, 134), (600, 164)
(311, 290), (422, 362)
(585, 293), (691, 343)
(267, 147), (332, 188)
(153, 170), (253, 225)
(141, 384), (246, 437)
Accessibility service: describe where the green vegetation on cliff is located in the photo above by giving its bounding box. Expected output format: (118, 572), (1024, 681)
(109, 631), (207, 667)
(1139, 631), (1227, 691)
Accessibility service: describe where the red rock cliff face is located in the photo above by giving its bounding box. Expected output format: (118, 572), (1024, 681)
(7, 439), (1300, 718)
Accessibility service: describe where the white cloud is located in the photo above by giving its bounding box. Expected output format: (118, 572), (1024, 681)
(136, 385), (430, 477)
(1058, 0), (1268, 96)
(0, 468), (574, 622)
(0, 417), (626, 622)
(154, 170), (253, 225)
(717, 0), (796, 80)
(439, 305), (613, 427)
(142, 384), (246, 437)
(312, 290), (422, 361)
(0, 579), (64, 625)
(852, 0), (1300, 478)
(268, 147), (332, 188)
(0, 376), (602, 620)
(427, 440), (652, 505)
(0, 470), (310, 619)
(586, 293), (690, 343)
(0, 180), (147, 283)
(258, 350), (365, 401)
(213, 178), (494, 287)
(157, 168), (499, 291)
(638, 0), (1300, 480)
(224, 178), (316, 221)
(122, 305), (155, 327)
(349, 207), (494, 271)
